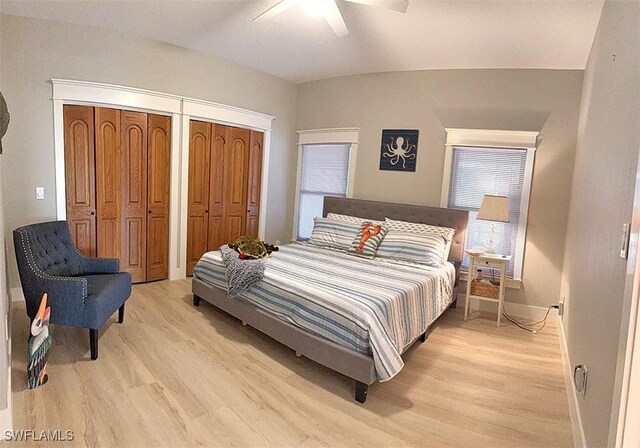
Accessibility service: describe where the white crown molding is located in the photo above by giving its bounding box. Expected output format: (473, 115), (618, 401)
(445, 128), (539, 150)
(183, 98), (273, 132)
(297, 127), (360, 145)
(51, 78), (182, 114)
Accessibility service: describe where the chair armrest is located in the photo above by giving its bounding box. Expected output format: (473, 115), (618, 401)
(78, 256), (119, 275)
(35, 275), (88, 326)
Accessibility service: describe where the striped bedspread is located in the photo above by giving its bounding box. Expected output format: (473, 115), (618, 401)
(194, 243), (455, 382)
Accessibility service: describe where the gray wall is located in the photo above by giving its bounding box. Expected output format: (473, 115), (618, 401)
(296, 69), (584, 308)
(0, 14), (298, 287)
(560, 1), (640, 446)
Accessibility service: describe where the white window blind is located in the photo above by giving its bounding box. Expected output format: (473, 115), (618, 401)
(296, 144), (351, 240)
(447, 146), (527, 277)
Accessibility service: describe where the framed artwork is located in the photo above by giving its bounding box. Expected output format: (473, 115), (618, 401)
(379, 129), (419, 172)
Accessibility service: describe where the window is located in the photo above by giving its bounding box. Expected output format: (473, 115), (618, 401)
(294, 128), (359, 240)
(296, 144), (351, 239)
(442, 129), (537, 281)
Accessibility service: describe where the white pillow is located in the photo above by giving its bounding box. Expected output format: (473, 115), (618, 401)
(384, 218), (455, 262)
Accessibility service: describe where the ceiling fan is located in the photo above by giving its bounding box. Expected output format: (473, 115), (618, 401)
(253, 0), (409, 37)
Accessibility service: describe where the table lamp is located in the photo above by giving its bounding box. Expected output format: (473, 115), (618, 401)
(477, 194), (510, 254)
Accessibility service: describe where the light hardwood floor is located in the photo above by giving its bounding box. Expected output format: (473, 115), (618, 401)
(11, 280), (573, 447)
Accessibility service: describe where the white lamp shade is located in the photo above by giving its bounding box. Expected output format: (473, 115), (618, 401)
(477, 195), (510, 223)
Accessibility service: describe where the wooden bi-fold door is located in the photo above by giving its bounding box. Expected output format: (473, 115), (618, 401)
(186, 121), (211, 275)
(246, 130), (263, 238)
(222, 126), (251, 245)
(64, 105), (97, 257)
(207, 124), (227, 253)
(186, 120), (263, 276)
(63, 104), (171, 283)
(94, 107), (121, 261)
(146, 114), (171, 282)
(120, 111), (148, 283)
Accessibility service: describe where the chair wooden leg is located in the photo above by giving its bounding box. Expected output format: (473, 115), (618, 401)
(118, 304), (125, 324)
(90, 329), (98, 360)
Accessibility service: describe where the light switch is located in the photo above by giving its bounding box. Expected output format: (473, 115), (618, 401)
(621, 223), (631, 259)
(35, 186), (45, 200)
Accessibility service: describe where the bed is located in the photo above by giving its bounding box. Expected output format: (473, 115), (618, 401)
(191, 197), (468, 402)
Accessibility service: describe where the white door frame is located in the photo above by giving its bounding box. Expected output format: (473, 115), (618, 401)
(612, 143), (640, 448)
(51, 79), (274, 281)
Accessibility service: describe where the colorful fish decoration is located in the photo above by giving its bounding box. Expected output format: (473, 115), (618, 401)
(27, 293), (52, 389)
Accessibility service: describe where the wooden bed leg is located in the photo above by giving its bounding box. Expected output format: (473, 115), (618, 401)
(193, 295), (201, 307)
(450, 298), (457, 309)
(420, 331), (428, 343)
(355, 381), (368, 403)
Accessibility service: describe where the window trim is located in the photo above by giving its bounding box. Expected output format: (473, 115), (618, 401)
(292, 128), (359, 241)
(440, 128), (538, 282)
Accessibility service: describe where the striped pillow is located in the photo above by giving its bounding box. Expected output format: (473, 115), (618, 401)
(347, 222), (388, 259)
(326, 213), (383, 226)
(376, 230), (449, 267)
(309, 217), (361, 251)
(385, 218), (455, 261)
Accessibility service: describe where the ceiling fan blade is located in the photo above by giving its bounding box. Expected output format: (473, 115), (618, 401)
(343, 0), (409, 13)
(253, 0), (300, 22)
(324, 1), (349, 36)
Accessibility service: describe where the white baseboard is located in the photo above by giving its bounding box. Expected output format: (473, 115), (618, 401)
(457, 293), (558, 322)
(0, 406), (11, 434)
(0, 363), (12, 434)
(558, 318), (586, 448)
(10, 287), (22, 303)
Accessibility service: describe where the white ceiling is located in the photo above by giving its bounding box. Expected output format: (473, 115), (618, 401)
(2, 0), (604, 83)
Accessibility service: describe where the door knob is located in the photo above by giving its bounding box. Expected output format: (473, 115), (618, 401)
(148, 210), (152, 214)
(205, 210), (209, 213)
(90, 211), (96, 216)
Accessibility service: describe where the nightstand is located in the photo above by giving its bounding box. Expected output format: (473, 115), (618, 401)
(464, 253), (512, 327)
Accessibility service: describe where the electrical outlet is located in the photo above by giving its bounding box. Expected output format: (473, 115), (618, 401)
(558, 298), (565, 317)
(35, 186), (45, 200)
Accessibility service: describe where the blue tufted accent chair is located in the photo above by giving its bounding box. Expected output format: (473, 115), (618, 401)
(13, 221), (132, 360)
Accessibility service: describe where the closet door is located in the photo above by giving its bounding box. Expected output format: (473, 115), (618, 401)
(63, 105), (97, 257)
(207, 124), (227, 251)
(121, 111), (148, 283)
(246, 130), (263, 237)
(186, 121), (211, 276)
(223, 126), (250, 243)
(146, 114), (171, 281)
(94, 107), (121, 260)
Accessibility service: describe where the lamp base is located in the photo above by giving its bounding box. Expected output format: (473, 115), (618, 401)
(484, 222), (498, 254)
(483, 245), (496, 255)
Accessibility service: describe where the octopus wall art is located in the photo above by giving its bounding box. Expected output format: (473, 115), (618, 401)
(379, 129), (419, 172)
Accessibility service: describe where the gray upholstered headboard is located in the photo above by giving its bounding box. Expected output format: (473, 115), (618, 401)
(323, 197), (469, 264)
